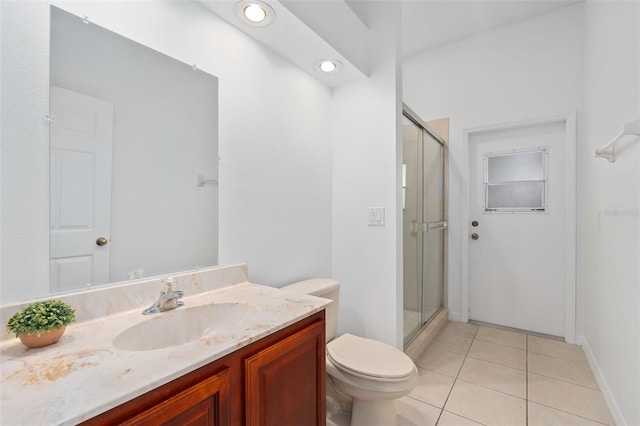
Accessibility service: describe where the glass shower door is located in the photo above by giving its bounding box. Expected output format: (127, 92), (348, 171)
(402, 111), (445, 345)
(402, 116), (423, 340)
(422, 132), (445, 323)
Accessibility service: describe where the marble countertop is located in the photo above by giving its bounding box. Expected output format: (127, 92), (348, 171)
(0, 282), (329, 425)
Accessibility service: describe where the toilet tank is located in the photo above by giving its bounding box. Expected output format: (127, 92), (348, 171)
(280, 278), (339, 342)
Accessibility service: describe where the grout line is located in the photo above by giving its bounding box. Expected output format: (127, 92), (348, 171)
(526, 334), (529, 426)
(527, 371), (602, 392)
(527, 400), (611, 426)
(434, 324), (479, 425)
(406, 395), (441, 411)
(469, 320), (563, 341)
(465, 353), (526, 372)
(474, 337), (526, 351)
(527, 348), (588, 362)
(440, 410), (489, 426)
(454, 377), (527, 401)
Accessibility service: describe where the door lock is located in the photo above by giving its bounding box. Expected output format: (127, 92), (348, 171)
(471, 233), (479, 240)
(471, 220), (479, 227)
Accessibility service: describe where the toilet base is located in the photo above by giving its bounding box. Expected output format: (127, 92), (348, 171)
(350, 399), (396, 426)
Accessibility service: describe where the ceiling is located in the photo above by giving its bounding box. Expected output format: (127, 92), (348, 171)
(202, 0), (583, 87)
(399, 0), (582, 58)
(201, 0), (369, 87)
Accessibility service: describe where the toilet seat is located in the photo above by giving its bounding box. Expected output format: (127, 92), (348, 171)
(327, 334), (415, 383)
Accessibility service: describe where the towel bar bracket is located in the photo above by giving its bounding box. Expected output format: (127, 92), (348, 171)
(594, 119), (640, 163)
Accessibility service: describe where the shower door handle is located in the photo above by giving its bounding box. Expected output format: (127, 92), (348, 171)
(424, 221), (448, 232)
(410, 221), (419, 236)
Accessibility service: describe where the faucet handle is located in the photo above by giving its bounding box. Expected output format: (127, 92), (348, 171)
(162, 277), (177, 293)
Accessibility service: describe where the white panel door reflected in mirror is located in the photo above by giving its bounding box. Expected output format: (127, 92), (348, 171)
(50, 87), (114, 292)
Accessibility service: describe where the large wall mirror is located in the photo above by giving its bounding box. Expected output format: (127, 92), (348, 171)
(49, 6), (219, 293)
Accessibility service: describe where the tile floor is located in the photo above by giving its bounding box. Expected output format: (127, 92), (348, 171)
(395, 321), (615, 426)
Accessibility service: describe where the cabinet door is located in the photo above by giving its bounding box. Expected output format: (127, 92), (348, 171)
(120, 368), (230, 426)
(245, 321), (325, 426)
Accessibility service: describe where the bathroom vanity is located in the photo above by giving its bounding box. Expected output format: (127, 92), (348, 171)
(0, 265), (329, 425)
(82, 311), (325, 425)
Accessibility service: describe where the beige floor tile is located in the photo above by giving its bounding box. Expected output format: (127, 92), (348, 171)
(475, 326), (526, 350)
(467, 339), (526, 370)
(437, 411), (484, 426)
(444, 381), (526, 426)
(431, 332), (474, 355)
(528, 373), (614, 425)
(396, 396), (441, 426)
(416, 347), (466, 378)
(528, 335), (587, 362)
(528, 352), (598, 389)
(528, 402), (607, 426)
(458, 357), (526, 398)
(326, 411), (350, 426)
(410, 368), (456, 408)
(404, 325), (609, 426)
(442, 321), (479, 338)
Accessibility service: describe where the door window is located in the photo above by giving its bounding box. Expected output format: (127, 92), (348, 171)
(484, 149), (547, 212)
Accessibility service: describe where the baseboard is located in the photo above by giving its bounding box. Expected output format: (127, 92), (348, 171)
(447, 310), (462, 322)
(582, 337), (627, 426)
(404, 308), (448, 362)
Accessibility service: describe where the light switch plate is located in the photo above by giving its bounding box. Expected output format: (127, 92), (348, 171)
(368, 207), (385, 226)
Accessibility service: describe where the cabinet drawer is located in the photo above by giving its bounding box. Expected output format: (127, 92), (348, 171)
(119, 368), (230, 426)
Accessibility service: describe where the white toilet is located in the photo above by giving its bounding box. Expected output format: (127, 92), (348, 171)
(281, 279), (418, 426)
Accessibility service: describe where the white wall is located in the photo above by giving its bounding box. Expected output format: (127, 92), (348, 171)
(0, 0), (333, 303)
(403, 3), (585, 323)
(1, 1), (51, 301)
(332, 2), (404, 347)
(581, 2), (640, 425)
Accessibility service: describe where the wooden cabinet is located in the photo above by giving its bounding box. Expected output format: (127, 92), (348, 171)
(81, 311), (325, 426)
(120, 369), (230, 426)
(246, 320), (325, 426)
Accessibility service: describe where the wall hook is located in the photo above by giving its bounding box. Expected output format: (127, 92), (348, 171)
(197, 174), (218, 187)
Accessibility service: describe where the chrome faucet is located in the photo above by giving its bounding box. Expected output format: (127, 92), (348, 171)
(142, 277), (184, 315)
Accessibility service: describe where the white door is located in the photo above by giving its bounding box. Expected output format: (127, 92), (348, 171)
(50, 87), (114, 292)
(468, 120), (568, 337)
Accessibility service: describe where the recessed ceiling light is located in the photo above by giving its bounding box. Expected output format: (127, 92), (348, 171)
(235, 1), (276, 27)
(244, 4), (266, 23)
(315, 60), (343, 75)
(319, 61), (336, 73)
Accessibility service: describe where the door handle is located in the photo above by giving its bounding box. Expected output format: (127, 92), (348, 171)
(409, 221), (448, 234)
(96, 237), (109, 246)
(410, 221), (418, 236)
(425, 221), (448, 232)
(471, 233), (479, 241)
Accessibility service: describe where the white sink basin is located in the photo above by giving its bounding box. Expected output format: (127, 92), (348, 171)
(113, 302), (257, 351)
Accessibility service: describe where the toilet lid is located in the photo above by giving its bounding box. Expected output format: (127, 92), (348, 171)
(327, 334), (416, 380)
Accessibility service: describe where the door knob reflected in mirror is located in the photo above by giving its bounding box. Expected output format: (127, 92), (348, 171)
(471, 233), (479, 240)
(96, 237), (109, 246)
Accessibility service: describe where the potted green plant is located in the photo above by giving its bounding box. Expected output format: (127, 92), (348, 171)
(7, 300), (76, 348)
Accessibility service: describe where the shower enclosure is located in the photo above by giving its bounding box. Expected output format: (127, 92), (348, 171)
(402, 107), (446, 345)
